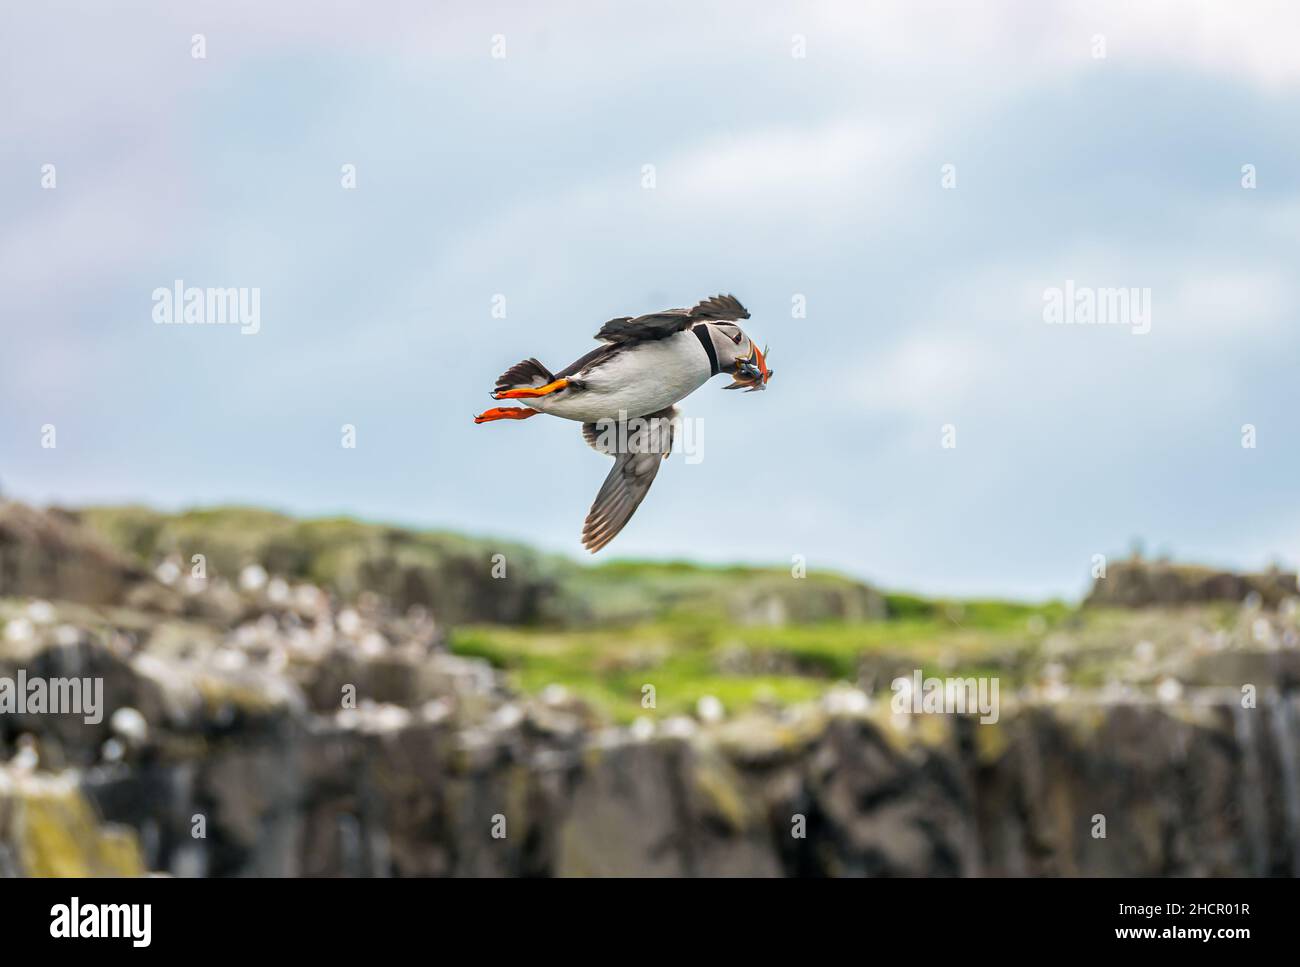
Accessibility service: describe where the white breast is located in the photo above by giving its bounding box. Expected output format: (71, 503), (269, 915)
(530, 331), (712, 422)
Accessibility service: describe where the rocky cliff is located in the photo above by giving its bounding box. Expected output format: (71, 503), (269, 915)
(1084, 555), (1299, 610)
(2, 502), (1298, 876)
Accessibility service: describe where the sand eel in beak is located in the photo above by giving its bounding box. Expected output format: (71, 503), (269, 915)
(475, 294), (772, 551)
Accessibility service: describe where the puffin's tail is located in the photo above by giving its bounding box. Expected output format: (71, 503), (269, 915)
(493, 357), (554, 397)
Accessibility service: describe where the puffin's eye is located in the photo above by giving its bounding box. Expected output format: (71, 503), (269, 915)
(731, 331), (743, 345)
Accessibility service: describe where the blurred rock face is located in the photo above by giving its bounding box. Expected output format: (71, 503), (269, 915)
(2, 501), (1299, 877)
(61, 504), (886, 628)
(0, 503), (147, 607)
(1085, 555), (1299, 610)
(0, 768), (145, 877)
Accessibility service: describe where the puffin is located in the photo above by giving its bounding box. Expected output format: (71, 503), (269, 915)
(474, 294), (772, 552)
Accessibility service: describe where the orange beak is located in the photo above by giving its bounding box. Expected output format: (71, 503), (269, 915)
(724, 342), (773, 391)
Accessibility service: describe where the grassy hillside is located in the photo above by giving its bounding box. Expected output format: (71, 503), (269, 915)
(72, 505), (897, 627)
(68, 504), (1085, 722)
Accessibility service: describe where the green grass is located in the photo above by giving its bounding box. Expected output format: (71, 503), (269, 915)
(450, 601), (1074, 722)
(74, 504), (1088, 722)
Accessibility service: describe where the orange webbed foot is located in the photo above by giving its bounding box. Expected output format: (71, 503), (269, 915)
(473, 406), (540, 424)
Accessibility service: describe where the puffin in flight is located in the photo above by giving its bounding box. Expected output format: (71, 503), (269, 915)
(474, 294), (772, 552)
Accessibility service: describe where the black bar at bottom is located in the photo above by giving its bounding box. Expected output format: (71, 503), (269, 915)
(0, 875), (1282, 954)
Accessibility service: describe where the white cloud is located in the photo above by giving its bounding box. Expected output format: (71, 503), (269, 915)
(669, 120), (931, 214)
(793, 0), (1300, 91)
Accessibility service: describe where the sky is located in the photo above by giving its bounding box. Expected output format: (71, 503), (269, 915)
(2, 1), (1298, 600)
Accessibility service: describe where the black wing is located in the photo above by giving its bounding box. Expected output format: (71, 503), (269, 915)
(593, 293), (749, 344)
(687, 293), (750, 322)
(580, 407), (677, 553)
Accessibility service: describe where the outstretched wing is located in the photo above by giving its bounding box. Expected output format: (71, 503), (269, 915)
(594, 293), (749, 344)
(580, 407), (678, 553)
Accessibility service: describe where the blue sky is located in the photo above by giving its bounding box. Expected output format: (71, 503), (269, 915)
(2, 1), (1299, 599)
